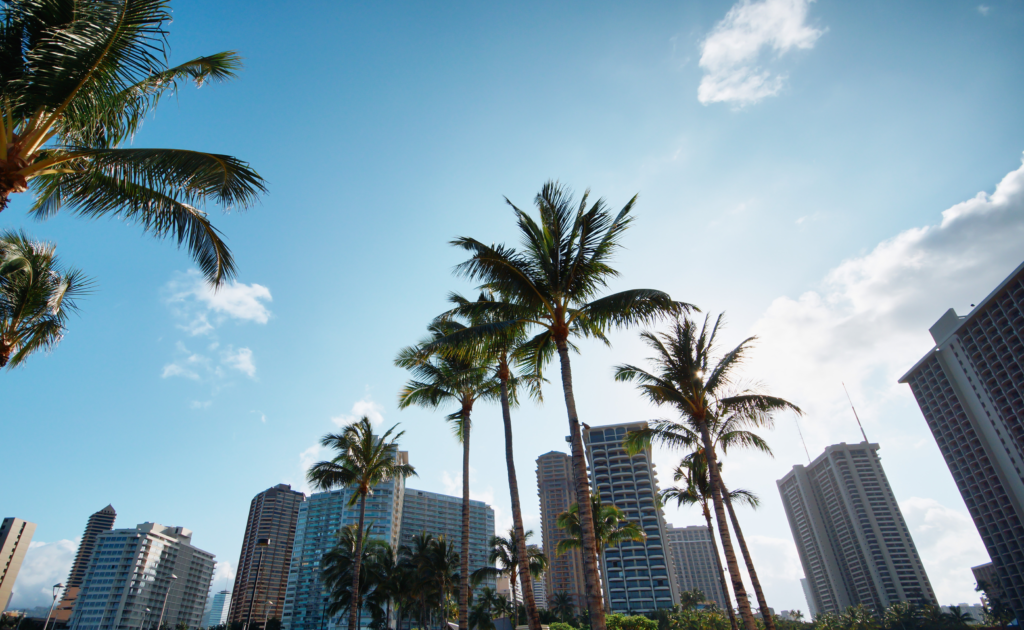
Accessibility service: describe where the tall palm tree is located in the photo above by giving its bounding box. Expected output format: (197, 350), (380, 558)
(613, 313), (801, 630)
(0, 230), (88, 368)
(549, 592), (575, 623)
(306, 418), (417, 630)
(435, 293), (545, 630)
(471, 528), (547, 628)
(397, 327), (499, 630)
(0, 0), (266, 285)
(627, 410), (775, 630)
(321, 524), (391, 627)
(660, 457), (739, 630)
(449, 181), (692, 630)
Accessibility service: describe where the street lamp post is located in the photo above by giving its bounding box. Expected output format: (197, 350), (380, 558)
(145, 608), (152, 630)
(244, 538), (272, 630)
(42, 583), (64, 630)
(262, 601), (275, 630)
(156, 575), (178, 630)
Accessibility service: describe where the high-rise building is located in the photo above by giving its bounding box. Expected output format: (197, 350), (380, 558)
(800, 578), (818, 619)
(664, 525), (726, 608)
(536, 451), (587, 609)
(282, 453), (408, 630)
(583, 422), (677, 613)
(68, 523), (215, 630)
(899, 261), (1024, 620)
(399, 488), (496, 592)
(202, 590), (231, 628)
(228, 484), (305, 628)
(55, 506), (117, 626)
(0, 518), (36, 613)
(532, 576), (548, 610)
(777, 442), (936, 616)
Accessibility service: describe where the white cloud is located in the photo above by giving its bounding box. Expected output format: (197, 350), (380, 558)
(977, 5), (991, 16)
(7, 539), (77, 609)
(748, 154), (1024, 448)
(698, 0), (823, 105)
(161, 341), (210, 380)
(222, 346), (256, 378)
(190, 400), (212, 409)
(164, 270), (272, 336)
(901, 497), (988, 605)
(294, 443), (324, 494)
(332, 391), (386, 427)
(212, 560), (235, 587)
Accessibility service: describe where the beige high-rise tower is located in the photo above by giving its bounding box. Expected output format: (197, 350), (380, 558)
(0, 517), (36, 612)
(536, 451), (586, 609)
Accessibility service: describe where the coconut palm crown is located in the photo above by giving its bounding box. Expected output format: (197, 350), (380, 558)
(0, 229), (89, 368)
(0, 0), (267, 284)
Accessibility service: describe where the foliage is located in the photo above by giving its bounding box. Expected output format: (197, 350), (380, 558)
(670, 608), (733, 630)
(0, 0), (267, 285)
(555, 492), (645, 555)
(550, 623), (578, 630)
(0, 229), (88, 368)
(550, 592), (577, 623)
(470, 528), (547, 627)
(605, 613), (658, 630)
(264, 620), (281, 630)
(678, 590), (707, 612)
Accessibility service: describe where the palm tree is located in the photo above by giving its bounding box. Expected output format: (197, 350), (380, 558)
(0, 0), (266, 285)
(321, 524), (391, 627)
(678, 589), (707, 612)
(306, 418), (417, 630)
(630, 412), (774, 630)
(397, 324), (500, 630)
(613, 313), (801, 630)
(0, 230), (88, 368)
(434, 293), (545, 630)
(549, 592), (575, 623)
(450, 181), (692, 630)
(471, 528), (547, 628)
(944, 605), (973, 627)
(660, 457), (739, 630)
(555, 492), (646, 556)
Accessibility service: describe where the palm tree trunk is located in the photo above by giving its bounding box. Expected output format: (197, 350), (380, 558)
(697, 421), (757, 630)
(719, 482), (775, 630)
(351, 494), (367, 630)
(499, 376), (541, 630)
(702, 505), (737, 630)
(511, 575), (519, 628)
(460, 408), (472, 630)
(556, 340), (607, 630)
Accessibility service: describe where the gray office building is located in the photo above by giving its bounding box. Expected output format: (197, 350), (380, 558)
(665, 525), (726, 608)
(583, 422), (678, 612)
(68, 523), (216, 630)
(900, 260), (1024, 619)
(778, 442), (935, 616)
(399, 488), (496, 592)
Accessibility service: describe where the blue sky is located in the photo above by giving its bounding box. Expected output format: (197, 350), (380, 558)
(5, 0), (1024, 615)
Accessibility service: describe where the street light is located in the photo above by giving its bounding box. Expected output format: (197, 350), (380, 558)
(156, 575), (178, 630)
(262, 600), (275, 630)
(244, 538), (273, 630)
(42, 583), (64, 630)
(145, 608), (152, 630)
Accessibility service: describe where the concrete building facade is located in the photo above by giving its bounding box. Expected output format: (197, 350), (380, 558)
(583, 422), (677, 613)
(0, 518), (36, 613)
(68, 523), (215, 630)
(399, 488), (496, 592)
(664, 525), (726, 609)
(55, 506), (117, 626)
(899, 261), (1024, 619)
(202, 590), (231, 628)
(778, 442), (936, 616)
(282, 452), (408, 630)
(228, 484), (305, 628)
(536, 451), (587, 609)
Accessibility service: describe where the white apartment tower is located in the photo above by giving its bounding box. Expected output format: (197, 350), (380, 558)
(68, 523), (216, 630)
(0, 518), (36, 612)
(778, 443), (935, 616)
(900, 260), (1024, 619)
(583, 422), (678, 613)
(664, 525), (727, 608)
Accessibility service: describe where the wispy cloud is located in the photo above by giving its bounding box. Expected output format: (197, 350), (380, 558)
(164, 269), (273, 336)
(162, 342), (257, 381)
(332, 390), (386, 427)
(698, 0), (824, 106)
(901, 497), (988, 603)
(8, 539), (77, 609)
(222, 346), (256, 378)
(977, 5), (991, 16)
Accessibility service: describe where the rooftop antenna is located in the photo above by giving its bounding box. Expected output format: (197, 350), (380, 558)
(842, 382), (870, 443)
(794, 416), (811, 464)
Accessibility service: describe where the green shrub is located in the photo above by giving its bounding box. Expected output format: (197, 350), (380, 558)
(550, 623), (577, 630)
(606, 613), (659, 630)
